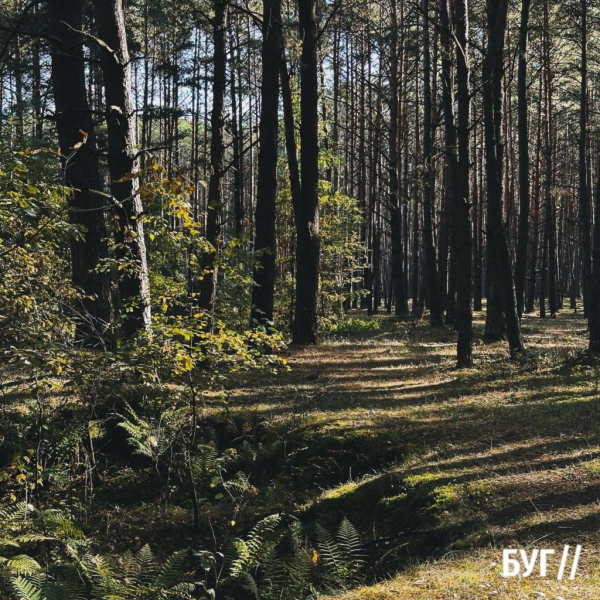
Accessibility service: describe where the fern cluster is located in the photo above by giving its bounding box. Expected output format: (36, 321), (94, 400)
(219, 514), (366, 599)
(0, 501), (366, 600)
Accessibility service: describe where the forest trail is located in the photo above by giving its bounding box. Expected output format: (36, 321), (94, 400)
(226, 308), (600, 599)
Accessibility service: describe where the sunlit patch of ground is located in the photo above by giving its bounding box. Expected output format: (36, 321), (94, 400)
(334, 548), (600, 599)
(224, 301), (600, 598)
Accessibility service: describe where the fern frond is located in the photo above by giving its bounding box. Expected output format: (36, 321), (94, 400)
(134, 543), (158, 586)
(314, 522), (344, 575)
(11, 575), (42, 600)
(5, 555), (41, 576)
(155, 549), (188, 588)
(336, 517), (366, 570)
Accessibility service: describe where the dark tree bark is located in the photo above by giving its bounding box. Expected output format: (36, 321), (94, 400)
(439, 0), (459, 327)
(473, 123), (483, 311)
(367, 67), (384, 315)
(50, 0), (112, 346)
(579, 0), (592, 319)
(389, 0), (408, 318)
(482, 0), (524, 354)
(453, 0), (473, 367)
(230, 39), (244, 239)
(422, 0), (443, 328)
(540, 203), (547, 318)
(251, 0), (281, 327)
(514, 0), (531, 318)
(525, 80), (543, 314)
(548, 200), (558, 316)
(590, 156), (600, 351)
(280, 58), (302, 216)
(412, 55), (421, 315)
(541, 0), (557, 318)
(198, 0), (228, 311)
(291, 0), (320, 345)
(94, 0), (151, 337)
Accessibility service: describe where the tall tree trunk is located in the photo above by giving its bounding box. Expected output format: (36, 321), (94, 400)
(390, 0), (408, 317)
(198, 0), (228, 311)
(229, 39), (244, 239)
(589, 152), (600, 351)
(579, 0), (591, 319)
(473, 123), (483, 310)
(453, 0), (473, 367)
(439, 0), (459, 327)
(251, 0), (282, 327)
(280, 58), (302, 218)
(525, 79), (543, 314)
(542, 7), (558, 319)
(540, 204), (548, 318)
(482, 0), (524, 354)
(548, 200), (558, 315)
(94, 0), (151, 337)
(280, 57), (302, 330)
(50, 0), (112, 346)
(422, 0), (443, 327)
(367, 67), (383, 315)
(95, 0), (151, 337)
(514, 0), (531, 318)
(292, 0), (320, 345)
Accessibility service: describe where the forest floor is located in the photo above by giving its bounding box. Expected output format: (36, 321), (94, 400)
(223, 303), (600, 599)
(7, 302), (600, 599)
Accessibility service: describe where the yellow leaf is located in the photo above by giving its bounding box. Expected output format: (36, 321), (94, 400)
(56, 365), (63, 375)
(16, 474), (26, 484)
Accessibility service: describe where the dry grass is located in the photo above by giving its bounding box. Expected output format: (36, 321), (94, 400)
(223, 303), (600, 599)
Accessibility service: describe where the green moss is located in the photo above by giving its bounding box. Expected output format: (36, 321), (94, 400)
(404, 472), (440, 488)
(580, 458), (600, 475)
(431, 485), (462, 509)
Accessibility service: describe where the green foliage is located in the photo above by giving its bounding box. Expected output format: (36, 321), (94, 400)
(314, 518), (366, 591)
(0, 483), (366, 600)
(222, 514), (313, 600)
(0, 149), (76, 349)
(319, 185), (367, 328)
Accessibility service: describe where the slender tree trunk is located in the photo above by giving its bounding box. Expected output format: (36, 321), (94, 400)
(230, 40), (244, 238)
(94, 0), (151, 337)
(514, 0), (531, 318)
(540, 203), (548, 318)
(439, 0), (459, 327)
(579, 0), (591, 319)
(453, 0), (473, 367)
(390, 0), (408, 317)
(526, 79), (543, 313)
(198, 0), (228, 311)
(251, 0), (282, 327)
(50, 0), (112, 345)
(542, 0), (557, 318)
(422, 0), (443, 327)
(280, 58), (302, 217)
(482, 0), (524, 354)
(473, 123), (483, 310)
(292, 0), (320, 345)
(589, 152), (600, 350)
(549, 200), (558, 315)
